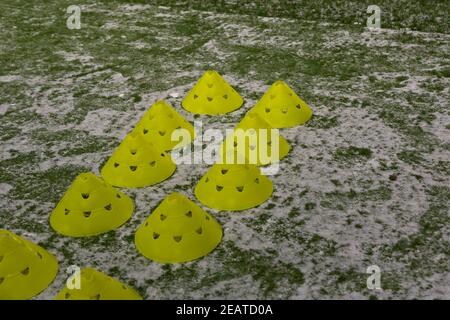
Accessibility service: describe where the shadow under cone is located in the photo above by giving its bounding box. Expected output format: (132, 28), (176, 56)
(101, 131), (176, 188)
(220, 113), (290, 166)
(182, 70), (243, 115)
(135, 192), (222, 263)
(0, 230), (58, 300)
(133, 100), (195, 151)
(195, 164), (273, 211)
(54, 267), (142, 300)
(50, 172), (134, 237)
(249, 80), (313, 128)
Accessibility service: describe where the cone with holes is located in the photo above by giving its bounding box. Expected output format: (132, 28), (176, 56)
(50, 172), (134, 237)
(220, 112), (290, 166)
(133, 100), (195, 152)
(101, 131), (176, 188)
(248, 80), (313, 128)
(195, 164), (273, 211)
(0, 230), (58, 300)
(55, 267), (142, 300)
(135, 192), (222, 263)
(182, 70), (244, 115)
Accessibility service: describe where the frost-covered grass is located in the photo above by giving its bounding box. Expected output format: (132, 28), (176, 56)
(0, 1), (449, 299)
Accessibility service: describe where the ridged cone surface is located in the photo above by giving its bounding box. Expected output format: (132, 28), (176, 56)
(101, 132), (176, 188)
(135, 192), (222, 263)
(220, 113), (290, 165)
(182, 70), (243, 115)
(50, 172), (134, 237)
(54, 267), (142, 300)
(133, 100), (195, 151)
(195, 164), (273, 211)
(249, 80), (313, 128)
(0, 230), (58, 300)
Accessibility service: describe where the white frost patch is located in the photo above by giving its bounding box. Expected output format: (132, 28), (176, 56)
(56, 51), (94, 63)
(78, 108), (118, 136)
(0, 75), (22, 82)
(0, 183), (13, 195)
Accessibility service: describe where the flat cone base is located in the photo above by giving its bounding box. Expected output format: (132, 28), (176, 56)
(0, 230), (58, 300)
(55, 268), (142, 300)
(135, 192), (222, 263)
(194, 164), (273, 211)
(182, 70), (243, 115)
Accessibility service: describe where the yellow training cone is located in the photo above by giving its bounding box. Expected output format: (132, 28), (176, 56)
(101, 131), (176, 188)
(135, 192), (222, 263)
(220, 113), (290, 166)
(0, 230), (58, 300)
(195, 164), (273, 211)
(50, 172), (134, 237)
(249, 80), (313, 128)
(133, 100), (195, 151)
(54, 267), (142, 300)
(182, 70), (244, 115)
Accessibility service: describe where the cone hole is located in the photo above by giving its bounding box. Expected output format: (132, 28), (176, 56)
(143, 129), (149, 134)
(160, 153), (165, 157)
(130, 149), (137, 155)
(92, 294), (101, 300)
(185, 211), (193, 218)
(21, 267), (30, 275)
(216, 185), (224, 191)
(114, 162), (120, 168)
(196, 227), (203, 235)
(160, 214), (167, 221)
(122, 285), (128, 290)
(116, 193), (121, 199)
(64, 208), (70, 215)
(265, 108), (271, 113)
(84, 211), (92, 218)
(104, 204), (112, 211)
(255, 178), (260, 184)
(207, 97), (213, 102)
(205, 215), (210, 220)
(167, 113), (174, 119)
(0, 277), (4, 284)
(223, 94), (228, 99)
(148, 114), (154, 120)
(193, 94), (198, 99)
(145, 222), (149, 227)
(270, 94), (276, 99)
(129, 166), (138, 171)
(173, 236), (182, 243)
(236, 186), (244, 192)
(289, 92), (293, 96)
(81, 193), (90, 199)
(158, 130), (166, 136)
(221, 169), (228, 175)
(36, 252), (43, 259)
(153, 232), (160, 240)
(281, 108), (288, 114)
(65, 293), (71, 299)
(150, 160), (156, 167)
(205, 177), (209, 183)
(207, 83), (213, 88)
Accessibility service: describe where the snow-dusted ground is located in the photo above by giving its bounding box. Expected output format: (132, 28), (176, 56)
(0, 1), (449, 299)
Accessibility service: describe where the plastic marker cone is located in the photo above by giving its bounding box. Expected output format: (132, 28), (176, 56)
(101, 131), (176, 188)
(133, 100), (195, 151)
(195, 164), (273, 211)
(182, 70), (244, 115)
(0, 230), (58, 300)
(135, 192), (222, 263)
(55, 267), (142, 300)
(50, 172), (134, 237)
(249, 80), (313, 128)
(220, 113), (290, 166)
